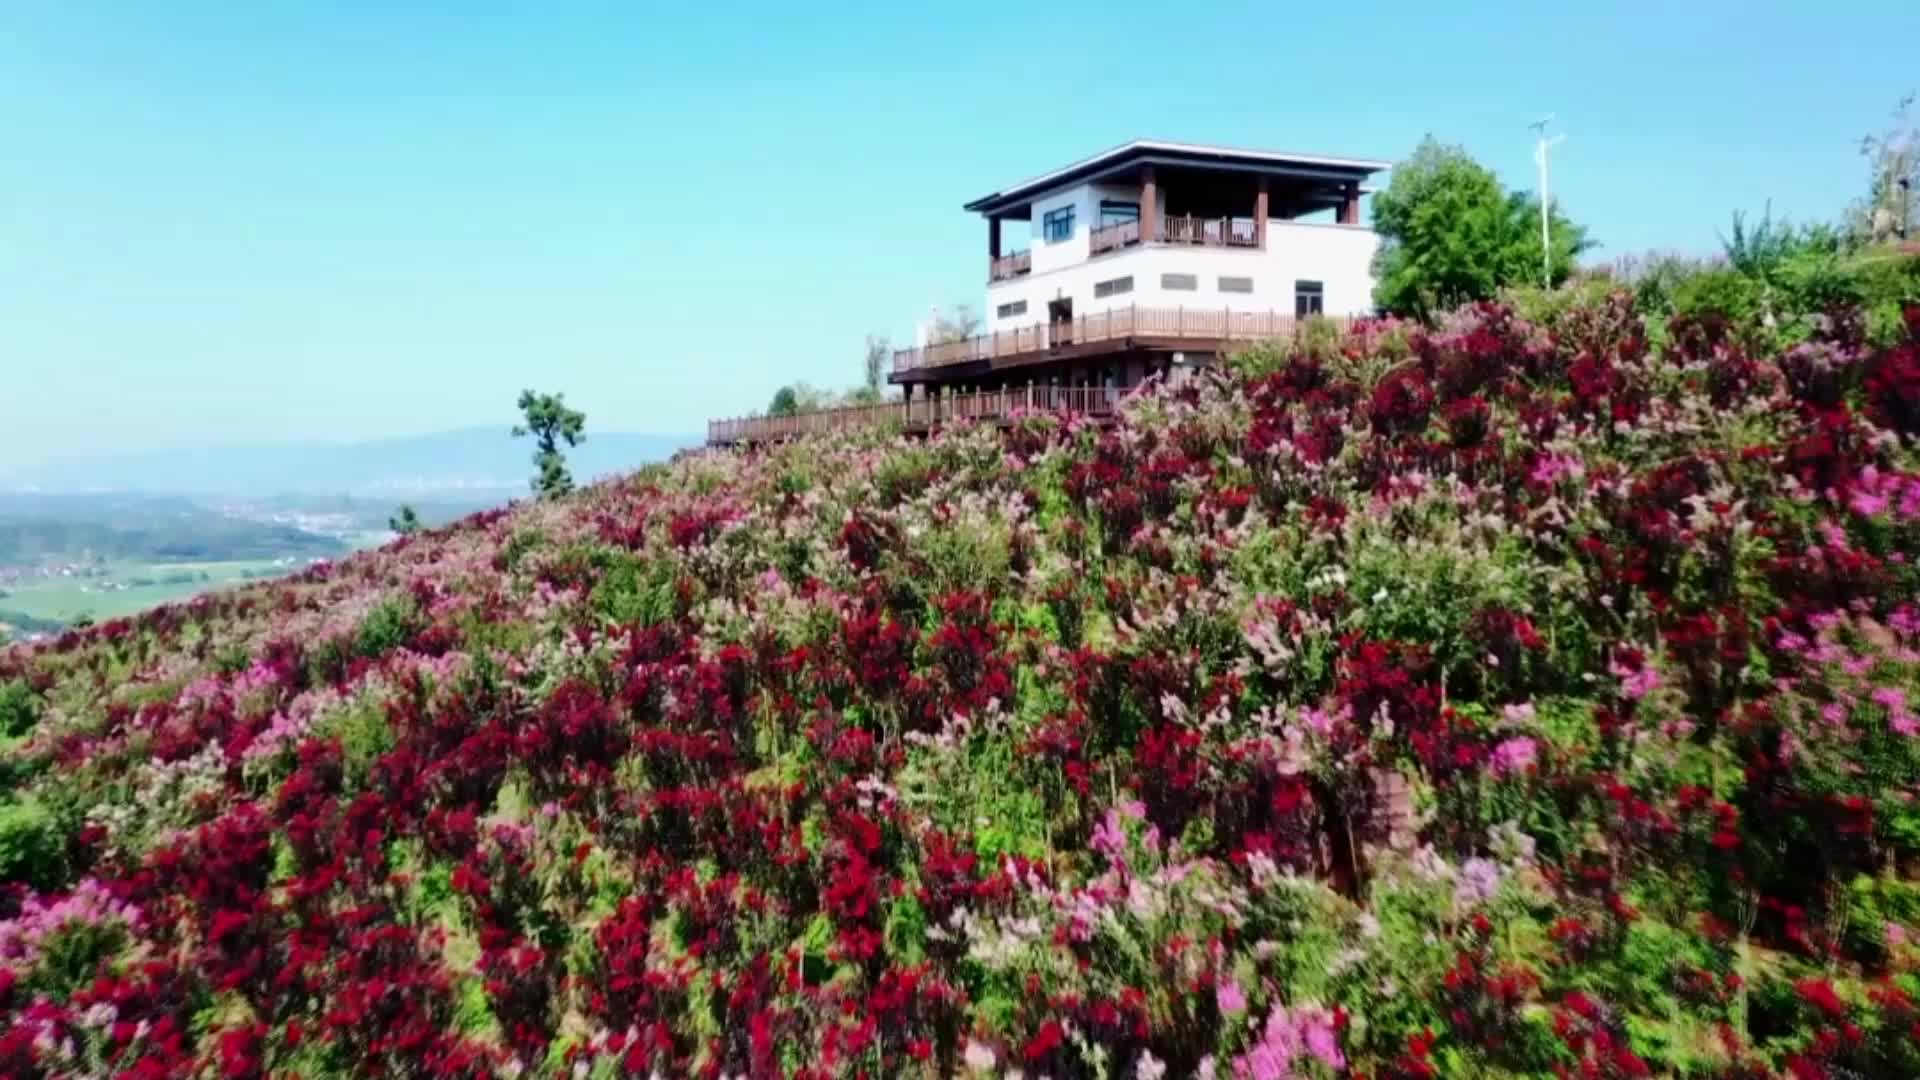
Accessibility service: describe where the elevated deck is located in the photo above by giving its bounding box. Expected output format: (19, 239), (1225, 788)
(891, 305), (1342, 381)
(707, 385), (1120, 446)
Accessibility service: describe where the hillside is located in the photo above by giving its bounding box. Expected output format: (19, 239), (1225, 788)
(2, 296), (1919, 1077)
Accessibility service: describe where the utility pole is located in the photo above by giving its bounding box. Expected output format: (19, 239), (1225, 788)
(1530, 115), (1566, 287)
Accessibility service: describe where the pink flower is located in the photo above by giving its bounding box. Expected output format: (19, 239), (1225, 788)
(1851, 489), (1891, 517)
(1091, 810), (1129, 861)
(1490, 737), (1538, 776)
(1217, 978), (1248, 1016)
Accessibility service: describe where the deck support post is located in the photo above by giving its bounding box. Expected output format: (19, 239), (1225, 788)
(1339, 182), (1361, 225)
(1255, 176), (1269, 249)
(1140, 165), (1158, 244)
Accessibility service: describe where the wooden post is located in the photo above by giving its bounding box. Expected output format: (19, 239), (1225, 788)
(1140, 165), (1158, 244)
(1254, 176), (1270, 249)
(989, 216), (1002, 260)
(1339, 182), (1361, 225)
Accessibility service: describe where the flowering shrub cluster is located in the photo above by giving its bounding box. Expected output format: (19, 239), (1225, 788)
(2, 294), (1920, 1077)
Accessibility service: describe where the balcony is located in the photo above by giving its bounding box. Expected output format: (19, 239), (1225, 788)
(893, 304), (1341, 374)
(988, 249), (1031, 282)
(1090, 215), (1259, 255)
(707, 385), (1121, 445)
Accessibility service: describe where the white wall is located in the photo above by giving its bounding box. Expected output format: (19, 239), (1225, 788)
(1025, 183), (1091, 276)
(986, 217), (1378, 328)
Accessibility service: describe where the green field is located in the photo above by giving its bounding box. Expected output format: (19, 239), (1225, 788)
(0, 559), (298, 626)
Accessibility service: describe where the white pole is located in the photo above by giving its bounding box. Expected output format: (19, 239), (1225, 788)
(1530, 116), (1566, 288)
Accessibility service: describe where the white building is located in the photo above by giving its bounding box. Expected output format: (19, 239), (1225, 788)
(892, 139), (1389, 397)
(710, 140), (1392, 445)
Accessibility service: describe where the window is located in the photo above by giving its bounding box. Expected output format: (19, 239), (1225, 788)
(1093, 275), (1133, 299)
(1161, 272), (1197, 292)
(1098, 200), (1140, 226)
(1043, 206), (1075, 243)
(1294, 280), (1325, 317)
(996, 300), (1027, 319)
(1218, 276), (1254, 294)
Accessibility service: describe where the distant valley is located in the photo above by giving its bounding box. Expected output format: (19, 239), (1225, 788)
(0, 426), (693, 639)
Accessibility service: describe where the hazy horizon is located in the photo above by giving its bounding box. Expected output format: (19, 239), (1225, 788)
(2, 425), (699, 497)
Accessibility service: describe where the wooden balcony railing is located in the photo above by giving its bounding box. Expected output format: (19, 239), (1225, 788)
(708, 384), (1123, 445)
(893, 304), (1344, 374)
(1089, 220), (1142, 254)
(1158, 215), (1259, 247)
(988, 250), (1032, 282)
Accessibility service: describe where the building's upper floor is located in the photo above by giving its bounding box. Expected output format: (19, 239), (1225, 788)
(973, 139), (1389, 284)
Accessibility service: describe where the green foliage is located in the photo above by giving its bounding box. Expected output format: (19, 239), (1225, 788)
(512, 388), (587, 498)
(1371, 136), (1591, 316)
(0, 679), (40, 739)
(588, 551), (677, 626)
(0, 798), (66, 888)
(354, 594), (421, 659)
(767, 385), (800, 418)
(27, 918), (131, 1001)
(388, 504), (421, 535)
(333, 699), (396, 787)
(1671, 266), (1762, 324)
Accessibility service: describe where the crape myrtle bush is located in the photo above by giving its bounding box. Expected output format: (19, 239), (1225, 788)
(2, 294), (1920, 1078)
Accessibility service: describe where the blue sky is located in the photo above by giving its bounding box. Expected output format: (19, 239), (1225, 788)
(1, 2), (1913, 469)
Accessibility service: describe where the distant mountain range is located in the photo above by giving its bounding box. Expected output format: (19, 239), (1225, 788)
(3, 427), (700, 497)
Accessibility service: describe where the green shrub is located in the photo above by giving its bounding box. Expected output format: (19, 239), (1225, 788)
(354, 595), (421, 659)
(1502, 278), (1622, 331)
(28, 918), (130, 1000)
(1670, 266), (1761, 323)
(0, 679), (39, 739)
(0, 798), (66, 888)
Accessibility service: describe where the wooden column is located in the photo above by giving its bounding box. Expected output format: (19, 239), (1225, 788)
(989, 216), (1002, 260)
(1140, 166), (1158, 244)
(1254, 176), (1270, 249)
(1339, 182), (1361, 225)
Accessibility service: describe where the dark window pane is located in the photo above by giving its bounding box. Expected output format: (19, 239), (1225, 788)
(1294, 279), (1324, 316)
(1043, 206), (1075, 243)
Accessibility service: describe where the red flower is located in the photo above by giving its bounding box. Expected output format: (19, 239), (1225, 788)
(1796, 977), (1849, 1020)
(1023, 1020), (1065, 1062)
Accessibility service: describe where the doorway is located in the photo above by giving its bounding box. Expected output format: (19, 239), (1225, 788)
(1048, 297), (1074, 347)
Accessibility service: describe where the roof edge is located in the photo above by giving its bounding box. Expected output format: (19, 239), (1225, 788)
(964, 139), (1392, 214)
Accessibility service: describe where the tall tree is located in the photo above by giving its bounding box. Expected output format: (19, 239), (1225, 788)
(1370, 137), (1591, 317)
(930, 305), (981, 345)
(864, 334), (883, 397)
(855, 334), (891, 404)
(1850, 92), (1918, 245)
(512, 389), (586, 498)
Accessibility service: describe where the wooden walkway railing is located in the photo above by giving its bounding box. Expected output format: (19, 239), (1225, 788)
(894, 304), (1342, 374)
(708, 384), (1122, 445)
